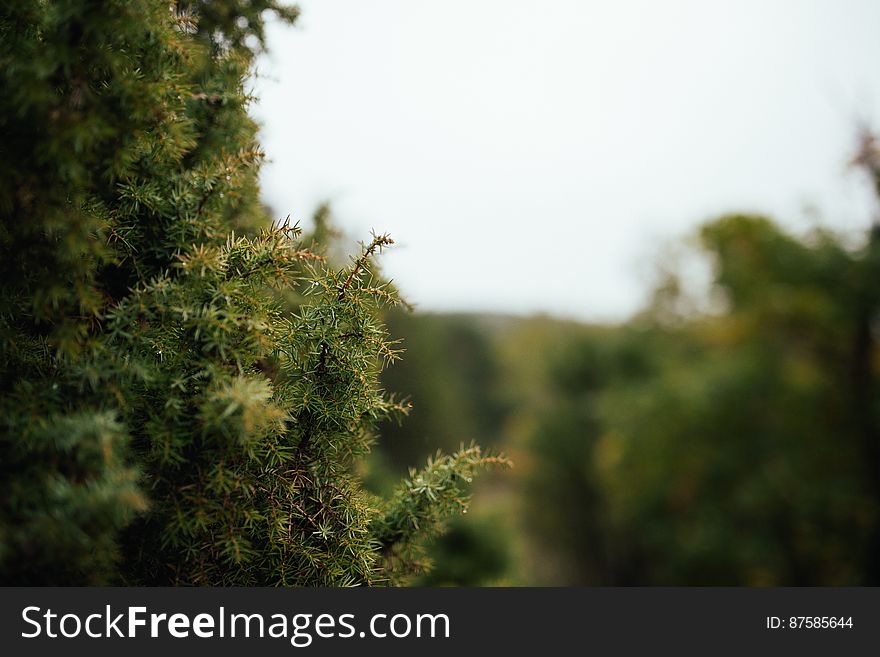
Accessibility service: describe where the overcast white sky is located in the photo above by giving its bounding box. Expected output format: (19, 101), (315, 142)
(253, 0), (880, 321)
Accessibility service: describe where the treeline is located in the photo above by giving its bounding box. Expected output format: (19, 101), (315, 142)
(376, 208), (880, 585)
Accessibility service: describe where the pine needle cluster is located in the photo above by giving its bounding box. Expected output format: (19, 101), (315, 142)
(0, 1), (507, 585)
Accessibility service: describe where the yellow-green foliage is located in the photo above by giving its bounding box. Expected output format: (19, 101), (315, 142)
(0, 1), (504, 586)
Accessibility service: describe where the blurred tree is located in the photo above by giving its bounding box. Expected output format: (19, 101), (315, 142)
(848, 131), (880, 582)
(371, 311), (515, 585)
(519, 328), (659, 585)
(0, 0), (505, 585)
(379, 311), (508, 471)
(523, 208), (880, 585)
(417, 512), (513, 586)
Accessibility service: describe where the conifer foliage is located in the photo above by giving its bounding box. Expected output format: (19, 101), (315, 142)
(0, 1), (505, 585)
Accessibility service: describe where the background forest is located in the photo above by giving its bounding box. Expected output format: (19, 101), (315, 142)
(295, 140), (880, 587)
(368, 198), (880, 585)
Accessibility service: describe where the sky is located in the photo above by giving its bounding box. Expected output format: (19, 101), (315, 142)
(253, 0), (880, 322)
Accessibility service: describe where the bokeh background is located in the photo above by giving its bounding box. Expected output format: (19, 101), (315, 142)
(254, 1), (880, 585)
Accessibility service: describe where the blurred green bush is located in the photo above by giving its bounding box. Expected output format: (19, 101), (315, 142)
(376, 212), (880, 585)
